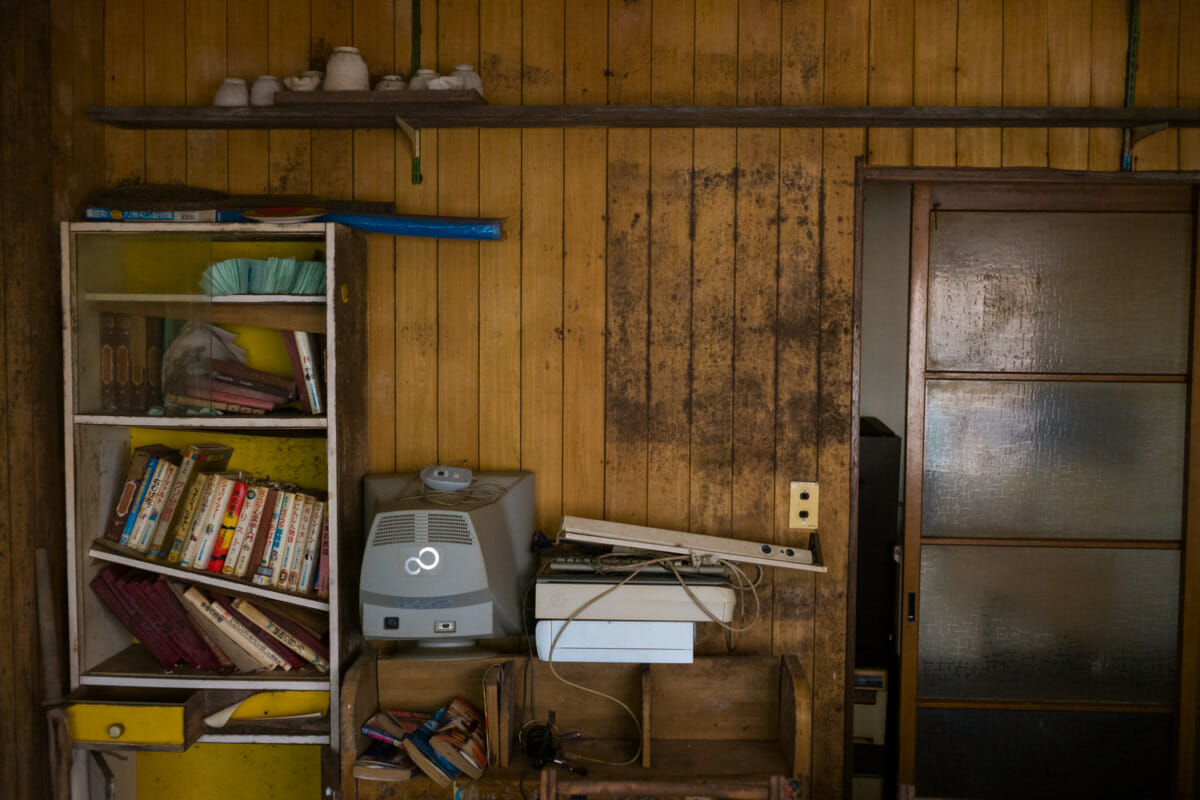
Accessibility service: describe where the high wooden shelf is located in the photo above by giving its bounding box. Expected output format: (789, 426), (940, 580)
(89, 103), (1200, 131)
(61, 221), (368, 764)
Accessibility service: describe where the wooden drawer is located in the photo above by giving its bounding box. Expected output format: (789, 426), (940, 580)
(65, 687), (204, 751)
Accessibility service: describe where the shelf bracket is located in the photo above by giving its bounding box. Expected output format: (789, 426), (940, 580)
(395, 115), (422, 185)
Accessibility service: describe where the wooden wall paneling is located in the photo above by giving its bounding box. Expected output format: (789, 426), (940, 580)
(1047, 0), (1091, 169)
(820, 0), (868, 792)
(690, 0), (738, 654)
(647, 0), (694, 532)
(1088, 0), (1127, 170)
(227, 0), (270, 195)
(104, 0), (145, 185)
(1001, 0), (1049, 166)
(955, 0), (1002, 166)
(773, 0), (823, 688)
(355, 0), (398, 473)
(731, 0), (781, 657)
(52, 0), (105, 220)
(1132, 0), (1179, 170)
(392, 0), (440, 472)
(185, 0), (229, 191)
(268, 0), (312, 194)
(143, 0), (187, 186)
(436, 0), (481, 467)
(867, 0), (914, 166)
(604, 0), (651, 526)
(912, 0), (957, 166)
(522, 0), (565, 534)
(309, 0), (353, 201)
(1181, 0), (1200, 170)
(562, 0), (607, 516)
(479, 0), (524, 473)
(3, 3), (56, 796)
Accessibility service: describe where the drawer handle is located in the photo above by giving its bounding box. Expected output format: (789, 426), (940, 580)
(107, 723), (125, 739)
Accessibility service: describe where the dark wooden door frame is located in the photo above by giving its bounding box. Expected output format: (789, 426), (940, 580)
(852, 165), (1200, 798)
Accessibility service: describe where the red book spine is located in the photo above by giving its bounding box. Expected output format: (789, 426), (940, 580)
(207, 481), (248, 573)
(266, 608), (330, 662)
(100, 567), (183, 667)
(145, 577), (223, 670)
(184, 379), (279, 411)
(281, 331), (312, 413)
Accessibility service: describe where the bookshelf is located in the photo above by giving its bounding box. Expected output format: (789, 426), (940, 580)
(61, 221), (366, 758)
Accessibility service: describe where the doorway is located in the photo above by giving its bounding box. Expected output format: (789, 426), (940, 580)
(856, 175), (1200, 799)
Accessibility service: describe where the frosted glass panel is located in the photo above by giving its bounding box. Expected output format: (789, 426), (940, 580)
(927, 212), (1191, 373)
(918, 546), (1178, 702)
(923, 380), (1185, 539)
(916, 708), (1170, 800)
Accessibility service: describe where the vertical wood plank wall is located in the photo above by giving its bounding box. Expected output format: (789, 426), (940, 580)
(8, 0), (1190, 798)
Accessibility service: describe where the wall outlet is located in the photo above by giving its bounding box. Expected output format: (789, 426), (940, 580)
(789, 482), (819, 530)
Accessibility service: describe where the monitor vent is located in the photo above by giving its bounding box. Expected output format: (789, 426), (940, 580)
(373, 515), (416, 546)
(428, 513), (473, 545)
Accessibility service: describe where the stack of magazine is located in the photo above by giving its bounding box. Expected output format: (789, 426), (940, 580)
(200, 257), (326, 296)
(357, 698), (487, 785)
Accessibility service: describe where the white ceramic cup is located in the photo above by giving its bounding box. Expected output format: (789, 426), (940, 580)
(250, 75), (283, 106)
(407, 68), (439, 91)
(213, 78), (249, 107)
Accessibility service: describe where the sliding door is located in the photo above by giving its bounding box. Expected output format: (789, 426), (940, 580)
(899, 182), (1198, 798)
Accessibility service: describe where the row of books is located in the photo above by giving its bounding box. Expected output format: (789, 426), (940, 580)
(167, 357), (298, 416)
(99, 312), (164, 414)
(356, 697), (488, 785)
(104, 442), (330, 597)
(99, 312), (324, 417)
(90, 564), (329, 673)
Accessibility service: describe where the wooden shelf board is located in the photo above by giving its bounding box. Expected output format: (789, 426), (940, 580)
(351, 739), (790, 798)
(83, 292), (327, 333)
(73, 413), (327, 430)
(89, 104), (1200, 131)
(82, 643), (332, 690)
(87, 538), (332, 612)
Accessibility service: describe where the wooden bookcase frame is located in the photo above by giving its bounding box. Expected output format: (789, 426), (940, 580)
(60, 221), (367, 759)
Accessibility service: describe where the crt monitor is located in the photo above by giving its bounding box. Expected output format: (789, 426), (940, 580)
(359, 470), (535, 651)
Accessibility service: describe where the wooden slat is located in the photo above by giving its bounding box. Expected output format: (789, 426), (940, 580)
(354, 0), (397, 473)
(185, 0), (229, 191)
(1001, 0), (1049, 166)
(1088, 0), (1128, 170)
(646, 1), (693, 532)
(1047, 0), (1091, 169)
(772, 0), (823, 747)
(690, 0), (739, 655)
(913, 0), (957, 166)
(391, 0), (439, 472)
(3, 4), (55, 796)
(867, 0), (914, 166)
(730, 0), (782, 658)
(1132, 0), (1179, 171)
(562, 0), (606, 516)
(955, 0), (1003, 166)
(479, 0), (523, 473)
(143, 0), (187, 186)
(227, 0), (270, 195)
(104, 0), (145, 186)
(522, 0), (565, 534)
(267, 0), (312, 194)
(1181, 0), (1200, 170)
(816, 0), (867, 793)
(436, 0), (481, 468)
(309, 0), (353, 202)
(604, 0), (650, 526)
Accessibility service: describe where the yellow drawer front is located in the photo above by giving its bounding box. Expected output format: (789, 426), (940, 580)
(67, 699), (197, 750)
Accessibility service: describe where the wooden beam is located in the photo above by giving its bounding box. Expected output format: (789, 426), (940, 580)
(89, 104), (1200, 130)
